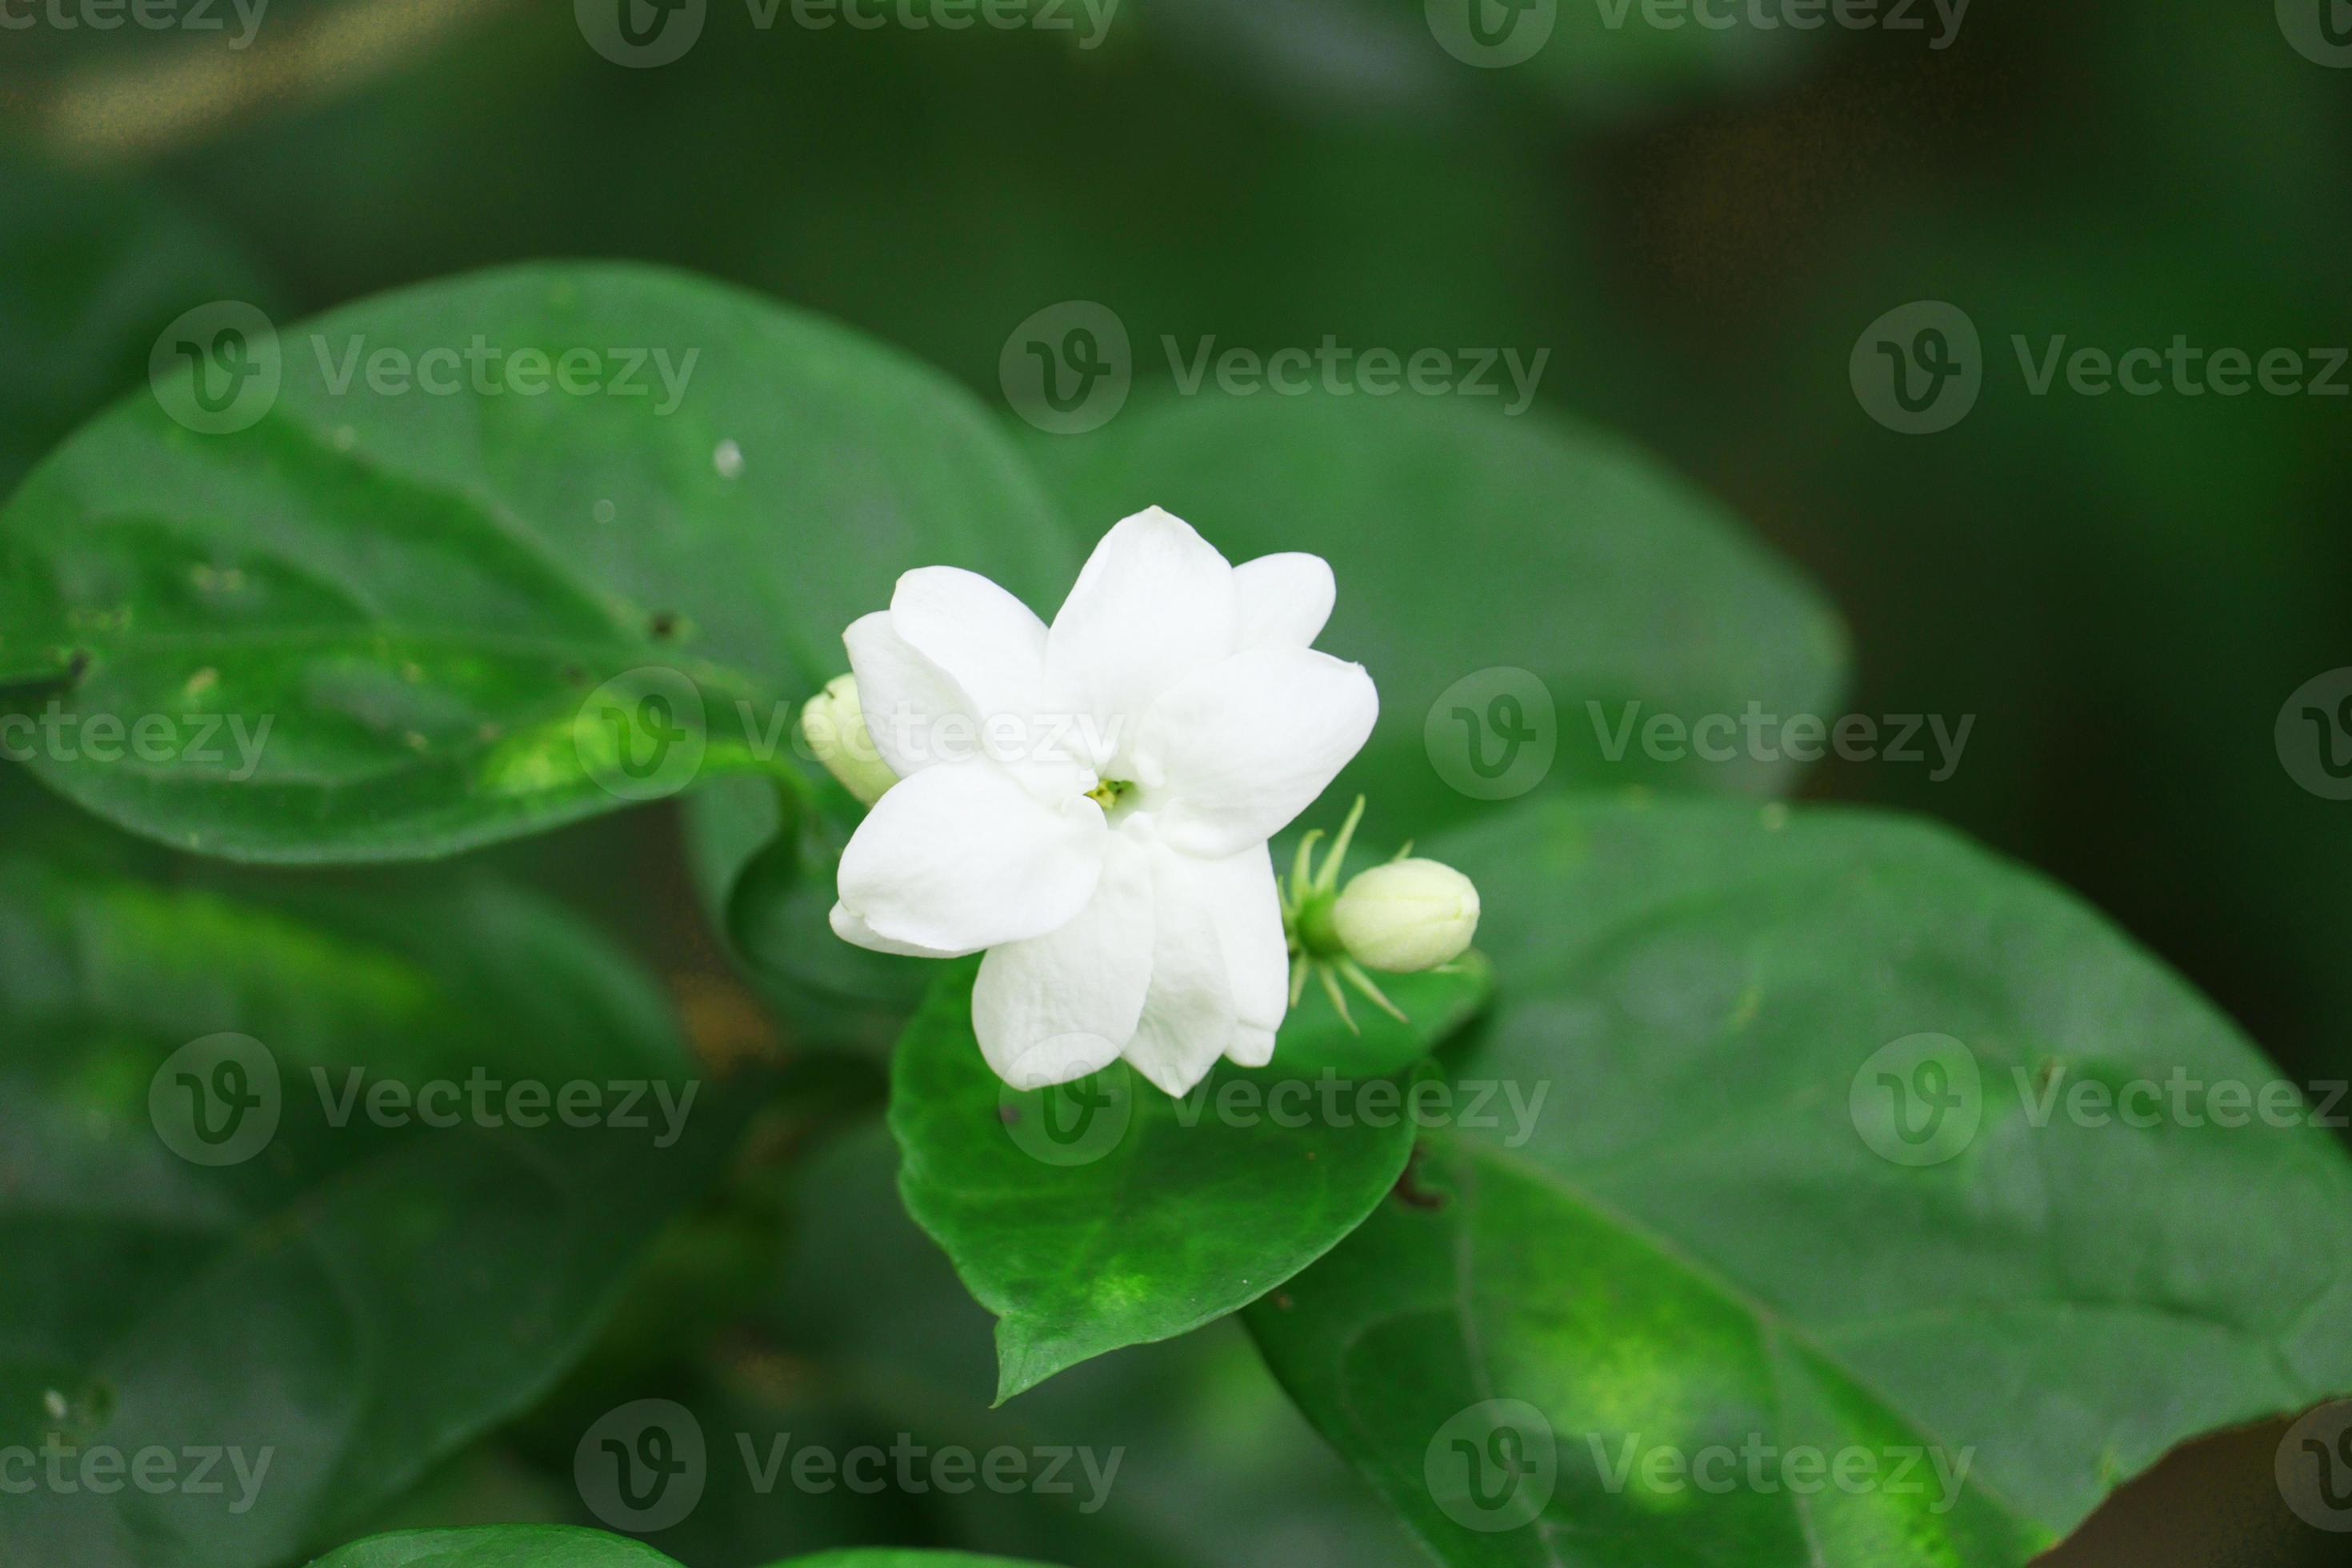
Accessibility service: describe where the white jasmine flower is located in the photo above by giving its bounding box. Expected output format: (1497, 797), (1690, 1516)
(829, 506), (1378, 1096)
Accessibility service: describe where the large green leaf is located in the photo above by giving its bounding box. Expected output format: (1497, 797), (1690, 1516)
(304, 1525), (682, 1568)
(890, 963), (1436, 1402)
(1247, 796), (2352, 1566)
(0, 262), (1070, 861)
(1030, 393), (1846, 829)
(0, 850), (743, 1568)
(306, 1526), (1053, 1567)
(754, 1122), (1429, 1566)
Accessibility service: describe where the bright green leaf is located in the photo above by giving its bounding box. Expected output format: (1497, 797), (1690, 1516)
(890, 963), (1423, 1402)
(1, 262), (1070, 862)
(1249, 795), (2352, 1566)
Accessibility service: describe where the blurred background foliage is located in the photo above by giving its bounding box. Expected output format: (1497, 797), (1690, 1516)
(2, 0), (2346, 1563)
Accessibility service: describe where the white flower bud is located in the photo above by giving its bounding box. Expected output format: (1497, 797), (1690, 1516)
(1330, 858), (1481, 973)
(799, 674), (898, 806)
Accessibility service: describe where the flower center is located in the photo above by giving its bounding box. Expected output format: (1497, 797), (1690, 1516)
(1086, 777), (1138, 818)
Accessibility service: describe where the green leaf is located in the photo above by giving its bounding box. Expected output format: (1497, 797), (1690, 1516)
(782, 1554), (1059, 1567)
(1247, 795), (2352, 1566)
(305, 1525), (684, 1567)
(890, 963), (1422, 1402)
(0, 160), (278, 514)
(1030, 393), (1847, 830)
(1, 261), (1070, 862)
(762, 1124), (1427, 1567)
(0, 850), (743, 1568)
(306, 1526), (1058, 1567)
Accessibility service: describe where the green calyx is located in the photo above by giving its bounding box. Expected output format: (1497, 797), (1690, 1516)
(1280, 796), (1407, 1035)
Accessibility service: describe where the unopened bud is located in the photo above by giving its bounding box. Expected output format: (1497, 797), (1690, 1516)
(1330, 858), (1480, 973)
(799, 674), (898, 806)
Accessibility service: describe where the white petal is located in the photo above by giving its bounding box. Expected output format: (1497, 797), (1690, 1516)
(974, 836), (1154, 1089)
(1234, 553), (1335, 650)
(1046, 507), (1237, 758)
(1138, 647), (1380, 860)
(890, 566), (1049, 725)
(1194, 843), (1290, 1065)
(837, 760), (1106, 952)
(1227, 1026), (1278, 1070)
(1121, 843), (1239, 1098)
(843, 611), (974, 779)
(830, 902), (975, 960)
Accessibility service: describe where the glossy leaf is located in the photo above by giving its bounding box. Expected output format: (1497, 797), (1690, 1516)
(306, 1525), (684, 1568)
(0, 850), (741, 1568)
(1031, 393), (1848, 829)
(763, 1124), (1427, 1567)
(1248, 796), (2352, 1566)
(890, 963), (1431, 1402)
(0, 262), (1069, 862)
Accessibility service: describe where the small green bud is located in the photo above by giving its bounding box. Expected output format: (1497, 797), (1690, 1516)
(799, 674), (898, 806)
(1330, 858), (1481, 973)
